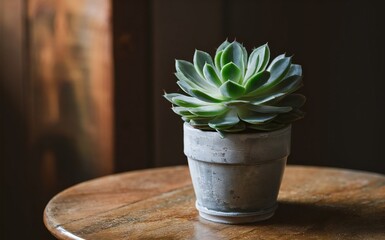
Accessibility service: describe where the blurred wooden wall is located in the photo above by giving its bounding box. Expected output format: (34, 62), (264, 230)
(28, 0), (114, 183)
(1, 0), (113, 239)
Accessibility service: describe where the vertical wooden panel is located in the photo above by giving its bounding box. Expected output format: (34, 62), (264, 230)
(27, 0), (113, 238)
(152, 0), (224, 167)
(27, 0), (114, 182)
(112, 0), (153, 171)
(0, 0), (31, 238)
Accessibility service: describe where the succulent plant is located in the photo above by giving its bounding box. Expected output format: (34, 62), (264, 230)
(164, 40), (305, 134)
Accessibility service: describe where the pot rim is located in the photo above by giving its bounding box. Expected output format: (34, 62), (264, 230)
(184, 122), (291, 138)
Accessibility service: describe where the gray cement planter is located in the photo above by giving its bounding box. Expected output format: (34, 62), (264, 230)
(184, 123), (291, 224)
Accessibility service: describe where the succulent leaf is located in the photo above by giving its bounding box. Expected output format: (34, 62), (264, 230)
(208, 109), (239, 129)
(215, 50), (223, 70)
(190, 89), (223, 103)
(221, 62), (242, 83)
(172, 106), (192, 116)
(250, 92), (286, 105)
(268, 75), (303, 95)
(175, 72), (201, 90)
(244, 44), (270, 80)
(247, 104), (292, 114)
(221, 41), (244, 72)
(267, 53), (286, 71)
(266, 57), (292, 85)
(190, 118), (214, 127)
(247, 75), (303, 105)
(222, 121), (246, 132)
(244, 71), (270, 94)
(238, 108), (277, 124)
(246, 57), (292, 96)
(203, 63), (222, 87)
(256, 44), (270, 73)
(172, 95), (209, 107)
(240, 44), (248, 74)
(285, 64), (302, 78)
(223, 100), (249, 107)
(176, 60), (216, 90)
(176, 81), (193, 95)
(194, 50), (214, 78)
(163, 93), (183, 103)
(219, 80), (246, 99)
(216, 39), (230, 54)
(189, 105), (227, 117)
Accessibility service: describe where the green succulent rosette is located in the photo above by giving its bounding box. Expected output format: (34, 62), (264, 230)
(164, 40), (305, 134)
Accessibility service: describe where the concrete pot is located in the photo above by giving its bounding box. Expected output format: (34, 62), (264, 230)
(183, 123), (291, 224)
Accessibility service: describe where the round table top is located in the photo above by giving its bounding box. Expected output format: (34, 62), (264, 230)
(44, 165), (385, 239)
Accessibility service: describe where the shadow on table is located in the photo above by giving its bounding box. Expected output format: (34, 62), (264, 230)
(260, 201), (385, 237)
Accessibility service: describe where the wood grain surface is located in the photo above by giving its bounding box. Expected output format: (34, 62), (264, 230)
(44, 165), (385, 239)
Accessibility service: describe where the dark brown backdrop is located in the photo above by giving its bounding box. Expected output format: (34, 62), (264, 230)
(114, 0), (385, 173)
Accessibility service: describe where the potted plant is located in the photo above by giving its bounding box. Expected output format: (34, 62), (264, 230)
(164, 40), (305, 224)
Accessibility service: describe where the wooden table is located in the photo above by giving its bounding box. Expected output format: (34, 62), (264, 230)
(44, 165), (385, 239)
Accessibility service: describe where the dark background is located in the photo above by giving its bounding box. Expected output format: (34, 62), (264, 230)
(1, 0), (385, 239)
